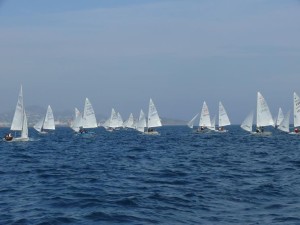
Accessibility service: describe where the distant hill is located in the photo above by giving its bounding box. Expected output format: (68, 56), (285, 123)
(160, 117), (187, 126)
(0, 106), (185, 127)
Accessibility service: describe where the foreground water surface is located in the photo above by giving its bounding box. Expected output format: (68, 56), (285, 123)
(0, 126), (300, 224)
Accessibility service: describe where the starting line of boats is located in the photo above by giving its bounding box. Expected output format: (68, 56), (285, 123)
(3, 85), (163, 142)
(2, 86), (300, 142)
(187, 91), (300, 136)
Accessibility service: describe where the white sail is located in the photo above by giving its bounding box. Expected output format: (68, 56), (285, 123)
(21, 110), (29, 139)
(294, 92), (300, 127)
(43, 105), (55, 130)
(208, 115), (216, 131)
(241, 111), (254, 132)
(8, 85), (29, 141)
(34, 118), (44, 132)
(124, 113), (135, 128)
(256, 92), (274, 127)
(199, 101), (211, 127)
(219, 101), (230, 127)
(278, 111), (290, 133)
(117, 112), (123, 127)
(187, 113), (199, 129)
(109, 108), (119, 128)
(147, 98), (162, 128)
(82, 98), (97, 128)
(137, 109), (146, 132)
(102, 119), (110, 129)
(275, 108), (284, 127)
(11, 85), (24, 131)
(71, 108), (82, 132)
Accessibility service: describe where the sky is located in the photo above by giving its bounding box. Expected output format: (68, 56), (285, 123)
(0, 0), (299, 123)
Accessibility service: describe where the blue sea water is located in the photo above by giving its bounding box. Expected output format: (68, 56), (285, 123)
(0, 125), (300, 225)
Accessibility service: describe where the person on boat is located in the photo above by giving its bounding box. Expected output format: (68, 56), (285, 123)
(79, 127), (87, 134)
(219, 126), (224, 131)
(148, 128), (154, 132)
(295, 128), (299, 133)
(197, 126), (205, 132)
(4, 133), (13, 141)
(256, 126), (264, 133)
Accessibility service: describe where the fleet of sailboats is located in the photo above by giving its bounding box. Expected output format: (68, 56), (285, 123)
(188, 101), (231, 133)
(3, 86), (300, 141)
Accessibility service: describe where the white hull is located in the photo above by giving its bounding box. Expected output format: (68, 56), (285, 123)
(252, 131), (272, 136)
(3, 137), (29, 142)
(289, 132), (300, 135)
(215, 129), (228, 133)
(144, 131), (160, 135)
(195, 129), (211, 133)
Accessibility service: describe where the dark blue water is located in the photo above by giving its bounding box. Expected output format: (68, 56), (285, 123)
(1, 126), (300, 225)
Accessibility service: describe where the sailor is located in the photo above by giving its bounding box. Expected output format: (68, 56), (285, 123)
(4, 133), (13, 141)
(295, 128), (299, 133)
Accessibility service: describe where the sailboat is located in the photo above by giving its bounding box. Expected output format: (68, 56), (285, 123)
(4, 85), (29, 142)
(241, 92), (274, 135)
(197, 101), (211, 133)
(104, 108), (120, 131)
(136, 109), (146, 133)
(79, 98), (97, 133)
(70, 108), (82, 132)
(241, 111), (254, 133)
(278, 111), (290, 133)
(33, 105), (55, 133)
(217, 101), (231, 132)
(274, 107), (284, 129)
(255, 92), (274, 134)
(123, 113), (135, 129)
(208, 115), (216, 131)
(187, 113), (199, 129)
(145, 98), (162, 134)
(292, 92), (300, 134)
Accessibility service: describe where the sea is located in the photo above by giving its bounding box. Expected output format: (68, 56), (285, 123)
(0, 125), (300, 225)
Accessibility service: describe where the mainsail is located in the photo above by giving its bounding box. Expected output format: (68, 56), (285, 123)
(147, 98), (162, 128)
(241, 111), (254, 132)
(294, 92), (300, 127)
(199, 101), (211, 127)
(82, 98), (97, 128)
(256, 92), (274, 127)
(219, 101), (230, 127)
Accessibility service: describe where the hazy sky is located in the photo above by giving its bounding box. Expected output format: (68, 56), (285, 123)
(0, 0), (299, 123)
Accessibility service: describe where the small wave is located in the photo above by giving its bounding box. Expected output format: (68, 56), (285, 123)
(273, 216), (300, 222)
(264, 203), (285, 209)
(114, 197), (139, 207)
(84, 211), (150, 223)
(37, 216), (78, 225)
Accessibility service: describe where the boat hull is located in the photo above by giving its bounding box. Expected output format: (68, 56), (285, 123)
(3, 137), (29, 142)
(252, 131), (272, 136)
(144, 131), (160, 135)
